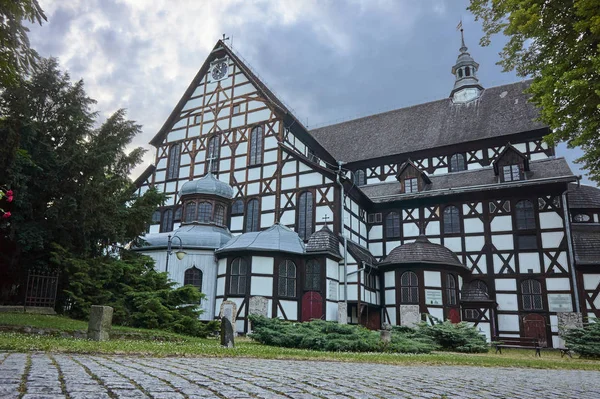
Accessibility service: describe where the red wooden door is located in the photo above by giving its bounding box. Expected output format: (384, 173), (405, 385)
(448, 308), (460, 324)
(522, 314), (547, 347)
(301, 291), (323, 322)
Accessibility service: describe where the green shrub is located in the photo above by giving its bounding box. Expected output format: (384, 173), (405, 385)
(51, 246), (217, 337)
(248, 315), (436, 354)
(564, 320), (600, 358)
(415, 320), (488, 353)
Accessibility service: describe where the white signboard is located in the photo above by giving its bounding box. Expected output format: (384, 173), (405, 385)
(548, 294), (572, 312)
(328, 281), (338, 301)
(425, 289), (443, 305)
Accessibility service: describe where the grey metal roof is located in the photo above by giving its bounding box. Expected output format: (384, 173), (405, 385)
(381, 235), (468, 270)
(568, 183), (600, 209)
(306, 226), (341, 258)
(179, 173), (234, 199)
(571, 224), (600, 266)
(310, 81), (545, 163)
(135, 224), (232, 250)
(346, 239), (378, 266)
(216, 223), (306, 255)
(359, 157), (575, 203)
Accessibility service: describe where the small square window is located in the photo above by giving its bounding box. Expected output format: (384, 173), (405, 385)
(503, 164), (521, 182)
(405, 178), (418, 193)
(232, 104), (241, 114)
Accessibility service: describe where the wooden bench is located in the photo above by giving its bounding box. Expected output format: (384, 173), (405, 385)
(493, 337), (541, 357)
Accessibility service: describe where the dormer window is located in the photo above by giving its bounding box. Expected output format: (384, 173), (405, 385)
(493, 144), (529, 183)
(405, 178), (418, 193)
(396, 160), (430, 194)
(503, 164), (521, 182)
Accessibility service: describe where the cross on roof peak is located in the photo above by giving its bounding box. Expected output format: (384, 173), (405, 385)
(322, 214), (330, 227)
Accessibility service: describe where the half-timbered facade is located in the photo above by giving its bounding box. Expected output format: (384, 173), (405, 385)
(133, 36), (599, 346)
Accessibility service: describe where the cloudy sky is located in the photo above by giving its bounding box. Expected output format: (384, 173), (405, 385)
(28, 0), (591, 185)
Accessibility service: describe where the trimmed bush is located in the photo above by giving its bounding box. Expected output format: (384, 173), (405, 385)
(415, 320), (489, 353)
(564, 320), (600, 359)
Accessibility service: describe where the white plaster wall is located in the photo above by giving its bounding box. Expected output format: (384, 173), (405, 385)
(546, 278), (571, 291)
(326, 259), (339, 279)
(583, 274), (600, 290)
(250, 276), (273, 296)
(495, 279), (516, 291)
(539, 212), (563, 229)
(279, 300), (298, 320)
(384, 271), (395, 288)
(326, 301), (338, 321)
(518, 253), (541, 274)
(424, 271), (441, 287)
(386, 307), (397, 325)
(464, 218), (484, 234)
(385, 289), (396, 305)
(496, 294), (519, 311)
(490, 216), (512, 232)
(498, 314), (520, 332)
(252, 256), (274, 274)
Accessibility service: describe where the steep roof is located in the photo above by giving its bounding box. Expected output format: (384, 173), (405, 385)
(568, 183), (600, 209)
(345, 239), (378, 266)
(179, 172), (234, 199)
(310, 81), (546, 163)
(571, 224), (600, 266)
(381, 235), (468, 271)
(306, 226), (341, 259)
(359, 157), (575, 203)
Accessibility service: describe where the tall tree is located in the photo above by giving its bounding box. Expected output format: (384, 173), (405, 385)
(0, 0), (46, 88)
(469, 0), (600, 182)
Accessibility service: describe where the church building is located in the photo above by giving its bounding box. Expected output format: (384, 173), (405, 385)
(133, 34), (600, 348)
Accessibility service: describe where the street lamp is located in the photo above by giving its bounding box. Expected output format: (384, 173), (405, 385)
(165, 234), (186, 273)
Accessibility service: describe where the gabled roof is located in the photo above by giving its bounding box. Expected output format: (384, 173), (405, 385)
(571, 224), (600, 266)
(568, 183), (600, 209)
(306, 226), (341, 259)
(396, 160), (431, 184)
(345, 239), (378, 266)
(492, 143), (530, 174)
(309, 81), (546, 164)
(133, 164), (155, 188)
(360, 157), (575, 203)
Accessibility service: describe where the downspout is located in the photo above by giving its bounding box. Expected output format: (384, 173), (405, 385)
(561, 183), (581, 312)
(336, 161), (348, 311)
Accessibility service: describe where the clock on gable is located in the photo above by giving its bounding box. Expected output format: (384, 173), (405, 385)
(210, 58), (229, 81)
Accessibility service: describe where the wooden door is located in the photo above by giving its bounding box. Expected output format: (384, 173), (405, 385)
(448, 308), (460, 324)
(522, 313), (547, 347)
(301, 291), (323, 322)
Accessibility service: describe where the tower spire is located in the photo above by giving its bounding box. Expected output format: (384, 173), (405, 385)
(450, 26), (484, 103)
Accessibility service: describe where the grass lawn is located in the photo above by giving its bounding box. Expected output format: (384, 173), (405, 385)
(1, 313), (599, 371)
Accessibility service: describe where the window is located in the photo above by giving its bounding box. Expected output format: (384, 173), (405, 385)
(368, 213), (382, 224)
(449, 153), (466, 172)
(229, 258), (248, 295)
(465, 66), (471, 76)
(517, 234), (537, 250)
(231, 199), (244, 216)
(161, 209), (174, 232)
(354, 170), (366, 186)
(385, 212), (400, 238)
(458, 69), (463, 78)
(184, 267), (203, 291)
(574, 213), (591, 222)
(405, 178), (418, 193)
(185, 201), (197, 222)
(400, 271), (419, 304)
(297, 192), (314, 240)
(521, 279), (543, 311)
(503, 164), (521, 182)
(516, 200), (535, 230)
(278, 260), (297, 297)
(207, 136), (220, 173)
(198, 202), (212, 223)
(151, 210), (161, 224)
(214, 204), (225, 226)
(446, 274), (457, 306)
(249, 126), (263, 166)
(464, 309), (480, 321)
(365, 272), (377, 290)
(307, 148), (318, 163)
(305, 260), (321, 291)
(443, 206), (461, 234)
(245, 198), (259, 232)
(166, 143), (181, 180)
(232, 104), (241, 114)
(174, 206), (182, 222)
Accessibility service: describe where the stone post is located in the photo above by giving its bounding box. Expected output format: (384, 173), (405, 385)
(337, 302), (347, 324)
(380, 322), (392, 343)
(88, 305), (113, 341)
(220, 317), (235, 348)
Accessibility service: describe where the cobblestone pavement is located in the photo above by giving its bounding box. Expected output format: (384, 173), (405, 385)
(1, 353), (600, 399)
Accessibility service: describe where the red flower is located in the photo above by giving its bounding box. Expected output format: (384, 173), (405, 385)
(2, 212), (10, 219)
(7, 196), (13, 203)
(5, 190), (13, 197)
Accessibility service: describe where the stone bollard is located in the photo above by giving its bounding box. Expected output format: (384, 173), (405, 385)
(220, 317), (235, 348)
(337, 302), (348, 325)
(88, 305), (113, 341)
(380, 322), (392, 343)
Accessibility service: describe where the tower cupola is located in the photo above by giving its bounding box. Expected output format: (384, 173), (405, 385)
(450, 28), (484, 103)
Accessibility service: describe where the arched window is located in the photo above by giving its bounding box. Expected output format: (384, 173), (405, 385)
(245, 198), (259, 232)
(161, 209), (173, 232)
(521, 279), (543, 311)
(249, 126), (263, 166)
(278, 260), (297, 297)
(465, 66), (471, 76)
(166, 143), (181, 180)
(516, 200), (535, 230)
(198, 202), (213, 223)
(297, 191), (314, 240)
(305, 260), (320, 291)
(400, 271), (419, 304)
(443, 206), (461, 234)
(184, 267), (203, 291)
(207, 136), (220, 173)
(354, 170), (366, 186)
(446, 274), (457, 306)
(151, 210), (162, 224)
(229, 258), (248, 295)
(185, 201), (197, 222)
(231, 199), (244, 215)
(174, 206), (182, 222)
(385, 212), (400, 238)
(449, 153), (466, 172)
(214, 204), (225, 226)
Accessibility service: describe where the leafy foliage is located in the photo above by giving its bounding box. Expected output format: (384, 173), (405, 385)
(563, 320), (600, 358)
(414, 320), (489, 353)
(0, 0), (46, 88)
(248, 315), (436, 354)
(468, 0), (600, 182)
(50, 246), (218, 338)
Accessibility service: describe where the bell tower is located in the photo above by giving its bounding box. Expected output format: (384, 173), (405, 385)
(450, 28), (484, 103)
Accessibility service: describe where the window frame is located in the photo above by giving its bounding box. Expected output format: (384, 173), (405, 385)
(354, 170), (366, 186)
(304, 259), (321, 291)
(183, 267), (203, 291)
(449, 153), (466, 172)
(521, 279), (544, 311)
(245, 198), (260, 232)
(278, 260), (297, 298)
(228, 258), (248, 295)
(231, 199), (245, 216)
(446, 274), (457, 306)
(160, 208), (174, 233)
(248, 125), (264, 166)
(502, 164), (522, 182)
(385, 211), (401, 238)
(184, 201), (197, 223)
(166, 143), (181, 181)
(206, 135), (220, 173)
(515, 200), (536, 230)
(443, 205), (461, 234)
(198, 202), (213, 224)
(400, 271), (419, 304)
(404, 177), (418, 193)
(297, 191), (314, 241)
